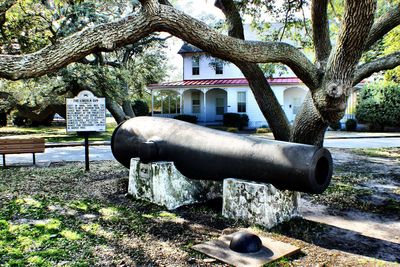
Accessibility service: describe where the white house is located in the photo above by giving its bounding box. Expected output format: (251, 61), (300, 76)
(148, 43), (358, 128)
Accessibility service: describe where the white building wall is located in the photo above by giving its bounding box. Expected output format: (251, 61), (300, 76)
(182, 53), (297, 81)
(225, 87), (268, 128)
(183, 54), (244, 80)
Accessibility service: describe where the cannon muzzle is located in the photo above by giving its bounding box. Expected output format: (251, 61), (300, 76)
(111, 117), (332, 194)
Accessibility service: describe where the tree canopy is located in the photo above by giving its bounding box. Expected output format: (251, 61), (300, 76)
(0, 0), (169, 124)
(0, 0), (399, 145)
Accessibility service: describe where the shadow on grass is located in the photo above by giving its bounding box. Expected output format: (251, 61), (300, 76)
(270, 217), (400, 263)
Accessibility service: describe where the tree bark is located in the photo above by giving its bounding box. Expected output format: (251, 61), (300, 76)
(353, 52), (400, 85)
(291, 93), (329, 146)
(292, 0), (376, 145)
(364, 4), (400, 50)
(313, 0), (376, 121)
(215, 0), (291, 141)
(311, 0), (332, 67)
(107, 99), (127, 124)
(122, 100), (135, 118)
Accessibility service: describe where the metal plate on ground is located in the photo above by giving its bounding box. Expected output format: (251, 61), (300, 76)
(193, 231), (300, 267)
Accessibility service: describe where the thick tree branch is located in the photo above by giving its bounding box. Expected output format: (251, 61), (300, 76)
(214, 0), (291, 141)
(326, 0), (376, 82)
(0, 13), (155, 80)
(291, 92), (328, 146)
(139, 0), (160, 14)
(353, 52), (400, 85)
(214, 0), (244, 39)
(311, 0), (332, 65)
(0, 3), (320, 90)
(364, 5), (400, 50)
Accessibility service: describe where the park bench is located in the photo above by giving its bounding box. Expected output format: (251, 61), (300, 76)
(0, 137), (45, 167)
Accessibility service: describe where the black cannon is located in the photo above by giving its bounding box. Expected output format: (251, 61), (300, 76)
(111, 117), (332, 194)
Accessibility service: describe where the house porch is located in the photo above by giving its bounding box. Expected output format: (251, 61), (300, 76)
(150, 87), (227, 123)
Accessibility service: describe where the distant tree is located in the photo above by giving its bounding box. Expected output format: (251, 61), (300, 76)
(0, 0), (168, 124)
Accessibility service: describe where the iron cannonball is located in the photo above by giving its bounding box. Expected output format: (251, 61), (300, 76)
(229, 232), (263, 253)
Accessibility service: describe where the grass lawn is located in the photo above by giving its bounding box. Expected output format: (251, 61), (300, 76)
(352, 147), (400, 160)
(0, 148), (399, 266)
(0, 121), (117, 143)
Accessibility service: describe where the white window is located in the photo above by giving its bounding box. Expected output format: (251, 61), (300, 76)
(215, 61), (223, 75)
(192, 56), (200, 75)
(237, 92), (246, 113)
(192, 91), (200, 113)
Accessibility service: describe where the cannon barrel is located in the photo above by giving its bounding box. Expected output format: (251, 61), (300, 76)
(111, 117), (332, 194)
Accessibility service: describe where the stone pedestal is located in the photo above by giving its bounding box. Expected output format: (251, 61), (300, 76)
(128, 158), (222, 210)
(222, 178), (300, 229)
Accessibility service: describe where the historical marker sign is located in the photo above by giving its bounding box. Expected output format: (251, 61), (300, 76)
(66, 90), (106, 132)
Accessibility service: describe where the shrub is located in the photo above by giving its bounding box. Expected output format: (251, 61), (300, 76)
(356, 81), (400, 130)
(345, 119), (357, 131)
(132, 99), (149, 116)
(227, 127), (238, 133)
(12, 112), (29, 126)
(12, 112), (54, 127)
(329, 121), (341, 131)
(256, 127), (270, 134)
(0, 113), (7, 127)
(173, 114), (198, 123)
(240, 114), (249, 129)
(223, 113), (248, 129)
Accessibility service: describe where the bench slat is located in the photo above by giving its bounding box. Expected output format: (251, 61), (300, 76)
(0, 138), (44, 143)
(0, 138), (45, 154)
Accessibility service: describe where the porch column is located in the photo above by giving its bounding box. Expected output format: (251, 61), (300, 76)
(151, 89), (154, 116)
(175, 95), (178, 114)
(161, 94), (163, 114)
(168, 95), (171, 114)
(179, 89), (184, 115)
(202, 89), (208, 122)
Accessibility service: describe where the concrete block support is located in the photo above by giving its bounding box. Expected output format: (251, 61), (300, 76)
(128, 158), (222, 210)
(222, 178), (300, 229)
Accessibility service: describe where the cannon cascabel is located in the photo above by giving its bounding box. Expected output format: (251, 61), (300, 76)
(111, 117), (332, 194)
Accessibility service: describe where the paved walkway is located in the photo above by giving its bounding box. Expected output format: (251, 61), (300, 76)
(2, 146), (114, 167)
(1, 132), (400, 166)
(325, 137), (400, 148)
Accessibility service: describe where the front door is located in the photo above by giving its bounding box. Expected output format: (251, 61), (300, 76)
(215, 97), (225, 120)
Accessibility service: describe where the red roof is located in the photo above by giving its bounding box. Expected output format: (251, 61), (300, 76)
(148, 77), (302, 89)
